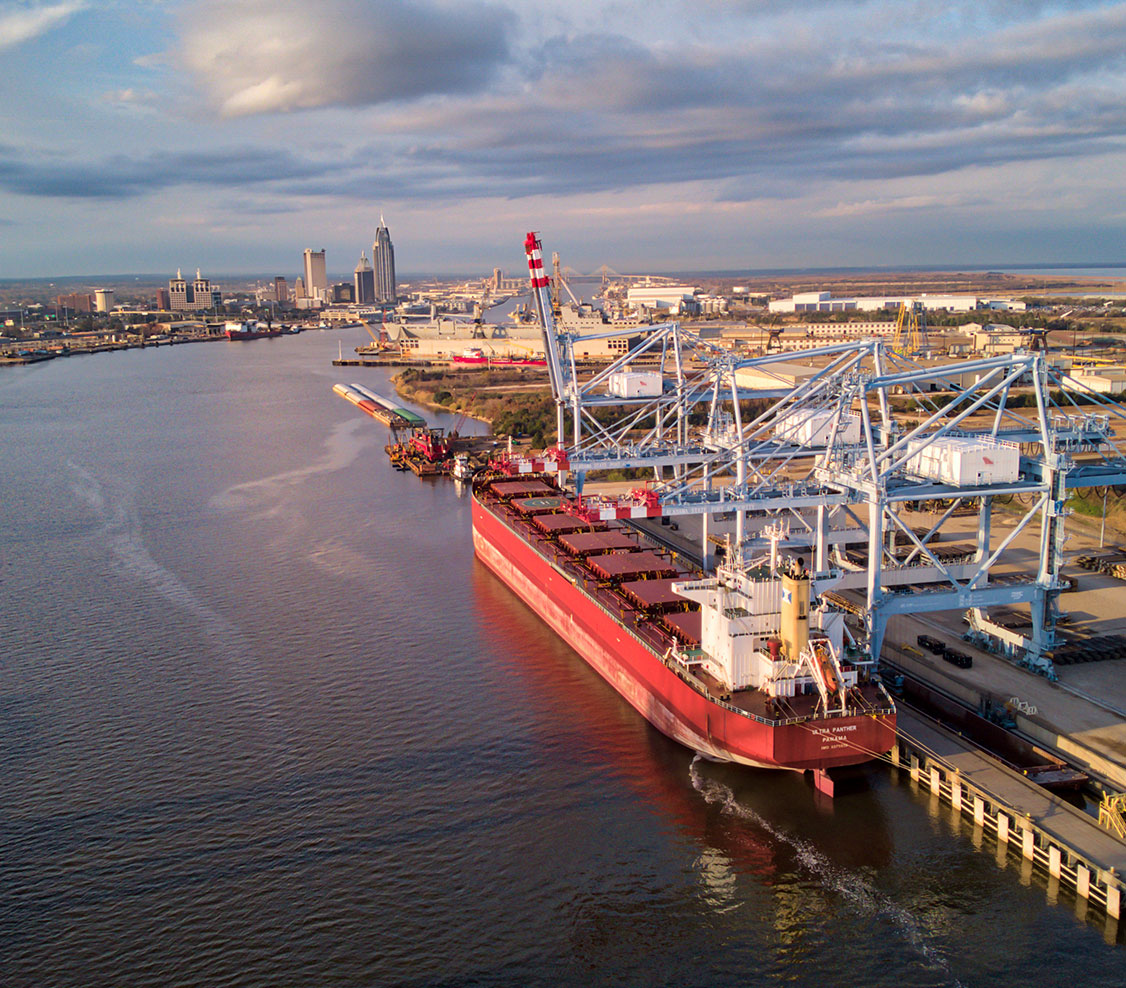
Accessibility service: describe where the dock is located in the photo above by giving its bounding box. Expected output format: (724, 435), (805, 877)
(885, 639), (1126, 792)
(332, 358), (440, 367)
(895, 706), (1124, 935)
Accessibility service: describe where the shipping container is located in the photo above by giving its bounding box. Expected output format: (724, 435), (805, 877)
(608, 371), (663, 398)
(904, 436), (1019, 486)
(773, 409), (861, 446)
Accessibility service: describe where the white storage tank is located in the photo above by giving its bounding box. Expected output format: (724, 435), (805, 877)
(904, 436), (1019, 485)
(773, 409), (861, 446)
(608, 371), (662, 398)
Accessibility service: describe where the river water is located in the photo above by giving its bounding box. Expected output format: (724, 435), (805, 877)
(1, 332), (1122, 987)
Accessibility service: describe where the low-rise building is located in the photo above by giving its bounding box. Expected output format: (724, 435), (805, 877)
(967, 323), (1028, 354)
(627, 284), (701, 315)
(1062, 367), (1126, 394)
(769, 291), (985, 314)
(734, 361), (818, 391)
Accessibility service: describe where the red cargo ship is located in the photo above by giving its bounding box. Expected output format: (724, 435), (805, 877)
(472, 474), (895, 794)
(225, 321), (281, 340)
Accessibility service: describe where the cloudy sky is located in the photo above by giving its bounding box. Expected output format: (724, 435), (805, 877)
(2, 0), (1126, 279)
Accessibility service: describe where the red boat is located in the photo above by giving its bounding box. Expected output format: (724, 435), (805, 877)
(225, 321), (281, 340)
(472, 474), (895, 794)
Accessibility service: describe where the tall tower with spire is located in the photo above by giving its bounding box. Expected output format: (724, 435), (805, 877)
(372, 215), (396, 304)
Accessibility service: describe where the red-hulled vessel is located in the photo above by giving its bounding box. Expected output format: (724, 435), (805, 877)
(472, 474), (895, 793)
(225, 320), (281, 340)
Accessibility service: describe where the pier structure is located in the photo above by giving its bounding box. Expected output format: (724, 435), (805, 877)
(896, 707), (1124, 934)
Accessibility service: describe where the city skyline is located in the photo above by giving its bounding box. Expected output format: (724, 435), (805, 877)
(2, 2), (1126, 279)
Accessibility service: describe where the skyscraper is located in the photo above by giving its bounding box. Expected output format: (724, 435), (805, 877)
(303, 249), (327, 301)
(354, 251), (374, 304)
(274, 276), (288, 303)
(372, 216), (396, 304)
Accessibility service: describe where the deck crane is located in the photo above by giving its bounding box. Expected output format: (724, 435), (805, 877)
(363, 310), (393, 348)
(551, 251), (583, 313)
(450, 392), (477, 438)
(507, 231), (1126, 680)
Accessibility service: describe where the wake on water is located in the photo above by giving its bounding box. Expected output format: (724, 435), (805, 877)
(689, 756), (966, 988)
(209, 416), (372, 514)
(67, 460), (291, 748)
(207, 416), (383, 578)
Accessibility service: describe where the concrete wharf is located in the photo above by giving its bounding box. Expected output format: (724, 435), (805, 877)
(886, 639), (1126, 791)
(332, 358), (440, 367)
(896, 707), (1124, 935)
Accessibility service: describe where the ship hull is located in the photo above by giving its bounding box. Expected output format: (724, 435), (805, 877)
(472, 493), (895, 773)
(226, 330), (281, 340)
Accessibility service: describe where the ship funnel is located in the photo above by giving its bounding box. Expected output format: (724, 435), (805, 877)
(780, 561), (810, 662)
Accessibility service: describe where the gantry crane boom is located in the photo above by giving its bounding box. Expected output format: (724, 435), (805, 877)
(511, 231), (1126, 679)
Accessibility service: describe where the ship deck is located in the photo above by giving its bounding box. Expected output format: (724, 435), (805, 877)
(476, 476), (895, 728)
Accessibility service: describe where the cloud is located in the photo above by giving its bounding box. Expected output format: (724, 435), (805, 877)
(10, 0), (1126, 220)
(0, 0), (85, 50)
(100, 87), (160, 114)
(0, 145), (336, 198)
(815, 194), (980, 218)
(177, 0), (513, 117)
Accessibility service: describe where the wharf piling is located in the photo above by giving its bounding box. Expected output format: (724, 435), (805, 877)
(895, 708), (1124, 938)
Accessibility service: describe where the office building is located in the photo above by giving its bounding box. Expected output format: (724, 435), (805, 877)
(354, 251), (374, 304)
(168, 268), (221, 312)
(155, 288), (170, 310)
(274, 276), (288, 303)
(56, 292), (94, 314)
(303, 249), (328, 301)
(373, 217), (396, 303)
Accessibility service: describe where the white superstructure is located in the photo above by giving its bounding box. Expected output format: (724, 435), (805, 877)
(673, 559), (854, 708)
